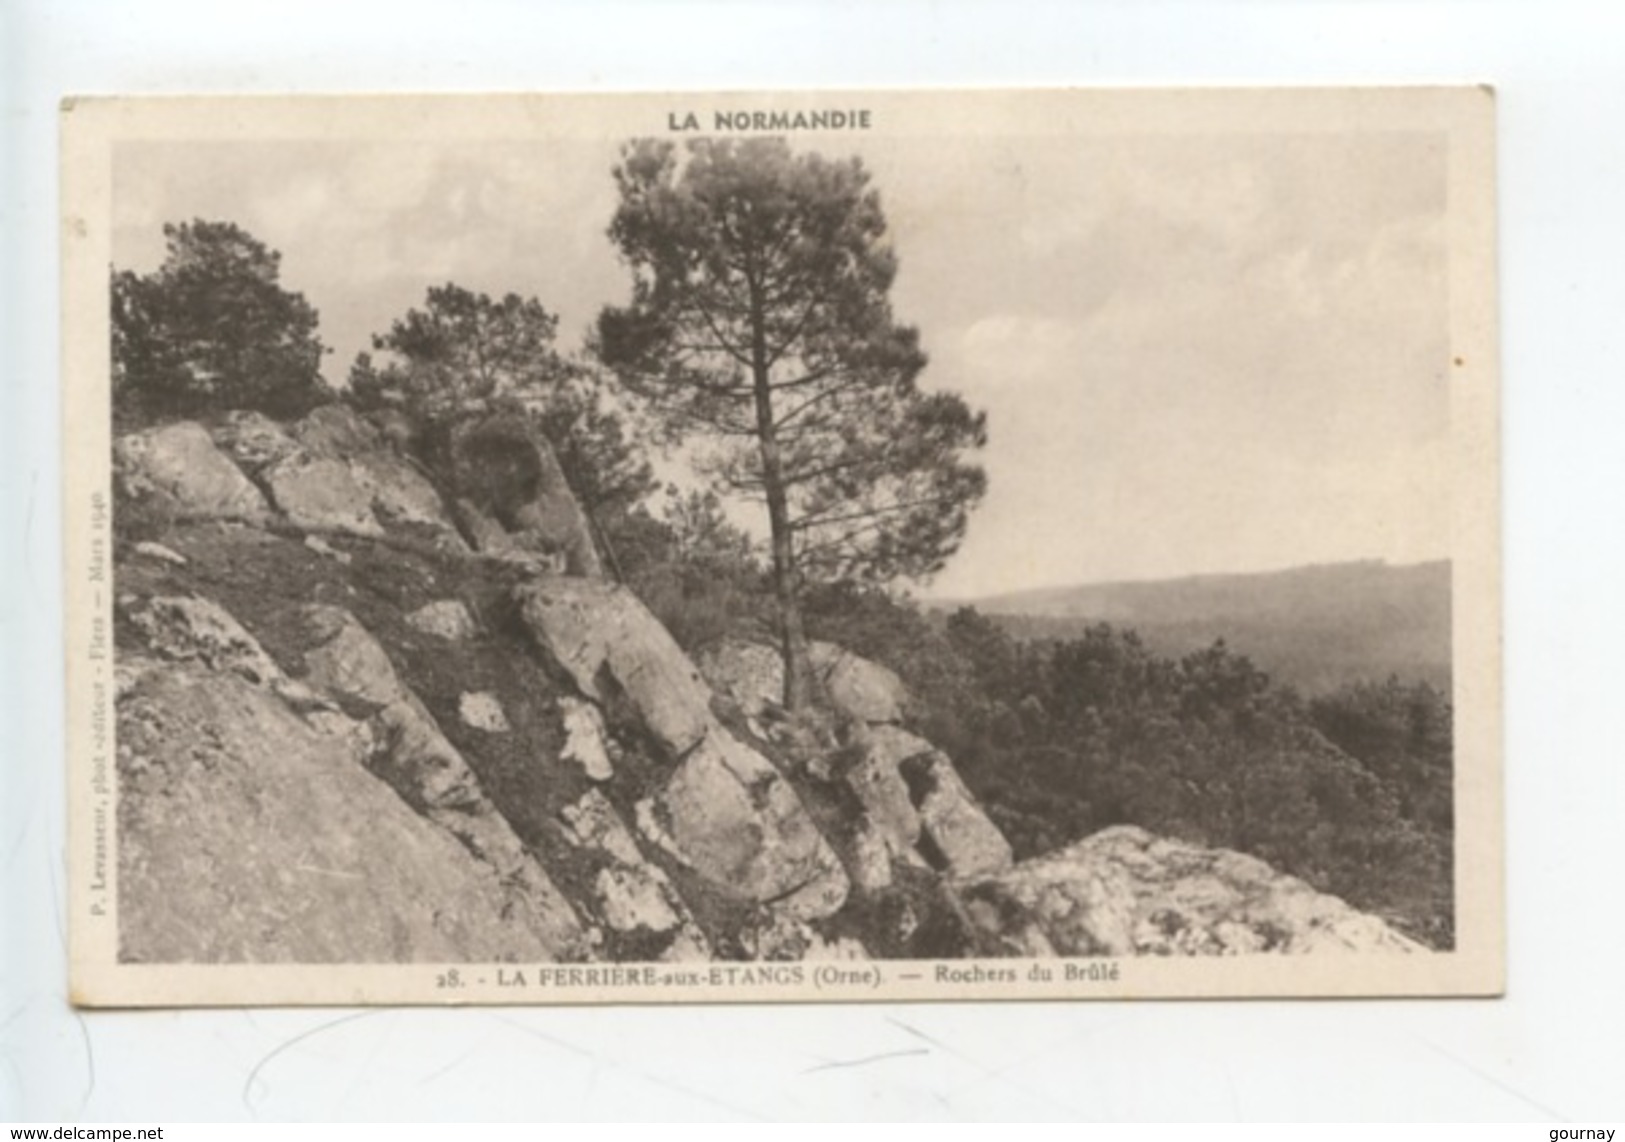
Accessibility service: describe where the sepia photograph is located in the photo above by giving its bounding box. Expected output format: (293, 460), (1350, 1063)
(61, 88), (1501, 1005)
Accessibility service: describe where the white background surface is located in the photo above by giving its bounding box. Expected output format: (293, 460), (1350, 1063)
(4, 0), (1622, 1122)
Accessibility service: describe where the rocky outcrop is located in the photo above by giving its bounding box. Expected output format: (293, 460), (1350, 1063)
(515, 578), (714, 759)
(811, 643), (909, 724)
(259, 406), (465, 544)
(114, 421), (269, 523)
(837, 722), (1012, 880)
(116, 588), (590, 960)
(958, 826), (1425, 956)
(516, 578), (849, 920)
(897, 744), (1014, 878)
(559, 790), (709, 961)
(116, 664), (569, 963)
(697, 638), (909, 724)
(293, 406), (461, 539)
(289, 604), (585, 956)
(635, 728), (848, 921)
(118, 406), (468, 548)
(446, 415), (602, 576)
(262, 452), (385, 536)
(110, 402), (1423, 967)
(842, 725), (926, 856)
(125, 595), (289, 688)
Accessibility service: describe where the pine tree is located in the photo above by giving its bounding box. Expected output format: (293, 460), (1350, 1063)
(598, 138), (987, 710)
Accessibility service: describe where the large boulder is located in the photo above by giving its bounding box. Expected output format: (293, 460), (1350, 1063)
(666, 628), (1007, 893)
(261, 451), (384, 536)
(124, 595), (288, 688)
(514, 578), (849, 918)
(117, 664), (573, 962)
(696, 638), (910, 724)
(559, 790), (709, 961)
(825, 814), (897, 895)
(295, 604), (585, 953)
(853, 724), (1012, 878)
(809, 642), (909, 724)
(958, 826), (1426, 956)
(297, 603), (404, 710)
(447, 415), (602, 577)
(208, 404), (465, 545)
(114, 421), (268, 523)
(900, 749), (1015, 878)
(841, 725), (925, 859)
(514, 578), (714, 759)
(295, 406), (459, 537)
(636, 727), (849, 920)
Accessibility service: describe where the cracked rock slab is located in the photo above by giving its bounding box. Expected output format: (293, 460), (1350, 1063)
(262, 452), (383, 537)
(639, 728), (849, 920)
(125, 595), (286, 688)
(514, 578), (713, 759)
(116, 664), (574, 962)
(960, 825), (1426, 956)
(115, 421), (269, 523)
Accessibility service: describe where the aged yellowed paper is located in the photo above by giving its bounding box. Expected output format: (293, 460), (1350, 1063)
(63, 88), (1500, 1006)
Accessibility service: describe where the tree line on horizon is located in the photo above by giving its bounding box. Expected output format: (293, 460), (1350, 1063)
(110, 138), (1454, 945)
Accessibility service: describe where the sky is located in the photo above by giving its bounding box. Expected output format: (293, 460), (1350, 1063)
(112, 126), (1450, 598)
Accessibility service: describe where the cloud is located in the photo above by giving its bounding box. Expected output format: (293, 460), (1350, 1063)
(925, 135), (1450, 594)
(111, 129), (1453, 593)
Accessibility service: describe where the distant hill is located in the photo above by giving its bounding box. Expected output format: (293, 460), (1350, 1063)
(942, 559), (1451, 694)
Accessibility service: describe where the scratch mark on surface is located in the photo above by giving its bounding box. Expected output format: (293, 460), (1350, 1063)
(802, 1047), (928, 1074)
(72, 1006), (95, 1114)
(0, 1002), (28, 1033)
(294, 864), (365, 880)
(25, 470), (39, 594)
(45, 837), (68, 955)
(241, 1011), (377, 1115)
(885, 1016), (953, 1054)
(42, 846), (96, 1115)
(1223, 1056), (1243, 1120)
(4, 802), (32, 871)
(886, 1014), (1101, 1117)
(332, 1011), (391, 1116)
(580, 1058), (601, 1108)
(1413, 1035), (1568, 1121)
(492, 1015), (767, 1121)
(420, 1046), (479, 1086)
(1, 1053), (24, 1110)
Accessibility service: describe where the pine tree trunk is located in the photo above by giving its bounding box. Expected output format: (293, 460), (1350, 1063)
(764, 457), (813, 711)
(747, 279), (813, 711)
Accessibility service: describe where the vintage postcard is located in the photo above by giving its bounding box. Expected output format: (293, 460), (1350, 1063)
(63, 88), (1501, 1006)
